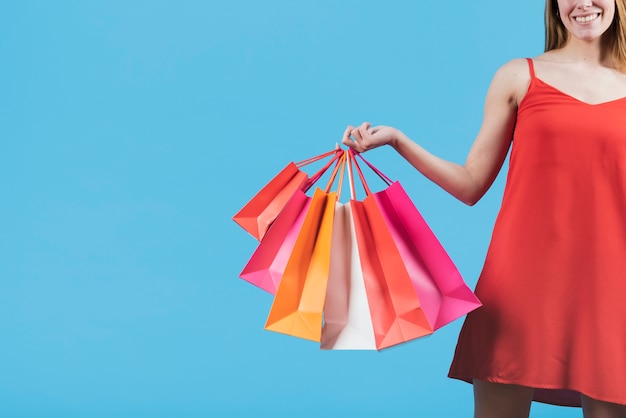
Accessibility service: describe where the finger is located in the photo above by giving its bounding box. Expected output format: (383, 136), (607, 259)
(360, 122), (372, 131)
(342, 136), (355, 148)
(341, 125), (355, 147)
(342, 136), (362, 152)
(351, 126), (364, 142)
(357, 125), (374, 147)
(357, 122), (372, 141)
(343, 125), (355, 139)
(344, 139), (363, 153)
(357, 125), (370, 137)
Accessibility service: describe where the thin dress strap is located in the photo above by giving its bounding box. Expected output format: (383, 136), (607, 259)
(526, 58), (536, 80)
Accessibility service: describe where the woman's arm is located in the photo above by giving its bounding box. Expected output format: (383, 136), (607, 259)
(342, 59), (530, 206)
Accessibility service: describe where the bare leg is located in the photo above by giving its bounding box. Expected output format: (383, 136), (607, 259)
(473, 379), (534, 418)
(582, 394), (626, 418)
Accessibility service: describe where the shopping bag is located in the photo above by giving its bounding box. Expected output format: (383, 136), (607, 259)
(354, 152), (481, 330)
(238, 149), (346, 294)
(351, 196), (434, 350)
(374, 183), (482, 329)
(239, 190), (311, 294)
(233, 148), (341, 240)
(320, 202), (376, 350)
(325, 150), (430, 350)
(235, 145), (478, 351)
(264, 188), (337, 342)
(264, 151), (347, 341)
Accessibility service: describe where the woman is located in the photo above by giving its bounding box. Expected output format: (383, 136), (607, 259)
(342, 1), (626, 417)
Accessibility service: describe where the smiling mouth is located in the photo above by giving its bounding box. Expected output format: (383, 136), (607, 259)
(575, 13), (600, 23)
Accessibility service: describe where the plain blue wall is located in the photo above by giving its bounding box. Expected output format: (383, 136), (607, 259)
(0, 1), (581, 416)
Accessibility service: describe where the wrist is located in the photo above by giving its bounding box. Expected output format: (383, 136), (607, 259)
(390, 129), (406, 149)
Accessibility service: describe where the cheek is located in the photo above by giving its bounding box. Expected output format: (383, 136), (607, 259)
(556, 4), (574, 20)
(556, 0), (574, 13)
(602, 5), (617, 28)
(601, 0), (616, 16)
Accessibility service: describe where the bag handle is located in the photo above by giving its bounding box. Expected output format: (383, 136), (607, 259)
(348, 149), (393, 197)
(295, 147), (342, 168)
(293, 147), (392, 200)
(324, 150), (348, 198)
(352, 150), (393, 185)
(349, 150), (371, 197)
(302, 150), (344, 192)
(347, 149), (356, 201)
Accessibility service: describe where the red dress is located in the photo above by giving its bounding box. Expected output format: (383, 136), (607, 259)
(448, 58), (626, 407)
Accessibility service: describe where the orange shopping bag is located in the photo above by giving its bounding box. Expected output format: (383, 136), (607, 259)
(264, 152), (347, 342)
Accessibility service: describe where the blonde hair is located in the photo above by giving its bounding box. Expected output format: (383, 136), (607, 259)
(545, 0), (626, 71)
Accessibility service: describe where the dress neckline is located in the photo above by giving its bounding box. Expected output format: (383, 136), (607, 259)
(533, 75), (626, 107)
(525, 58), (626, 107)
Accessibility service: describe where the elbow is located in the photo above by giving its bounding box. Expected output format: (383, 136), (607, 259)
(460, 195), (480, 206)
(454, 188), (486, 206)
(438, 172), (491, 206)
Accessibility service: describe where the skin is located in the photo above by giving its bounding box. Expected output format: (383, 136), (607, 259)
(342, 1), (626, 416)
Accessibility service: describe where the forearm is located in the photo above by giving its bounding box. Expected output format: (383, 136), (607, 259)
(391, 131), (487, 206)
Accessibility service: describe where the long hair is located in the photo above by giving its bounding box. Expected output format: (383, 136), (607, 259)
(545, 0), (626, 71)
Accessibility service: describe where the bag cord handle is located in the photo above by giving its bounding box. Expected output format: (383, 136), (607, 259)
(323, 150), (348, 197)
(295, 148), (341, 168)
(348, 149), (393, 197)
(302, 149), (343, 192)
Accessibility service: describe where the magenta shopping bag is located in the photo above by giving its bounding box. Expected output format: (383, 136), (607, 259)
(239, 149), (346, 294)
(239, 190), (311, 294)
(355, 152), (482, 330)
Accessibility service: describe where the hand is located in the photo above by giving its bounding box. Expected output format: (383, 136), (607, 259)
(341, 122), (400, 153)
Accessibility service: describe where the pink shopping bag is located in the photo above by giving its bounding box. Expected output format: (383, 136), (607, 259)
(239, 150), (346, 294)
(239, 190), (311, 294)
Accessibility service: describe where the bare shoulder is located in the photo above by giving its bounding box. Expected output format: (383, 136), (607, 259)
(488, 58), (532, 107)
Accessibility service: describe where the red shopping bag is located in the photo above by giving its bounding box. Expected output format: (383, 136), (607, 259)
(351, 197), (433, 350)
(233, 148), (341, 240)
(353, 151), (481, 330)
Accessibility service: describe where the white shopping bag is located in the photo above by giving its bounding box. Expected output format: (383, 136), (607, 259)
(321, 202), (376, 350)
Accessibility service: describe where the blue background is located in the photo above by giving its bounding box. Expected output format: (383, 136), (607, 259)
(1, 1), (581, 417)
